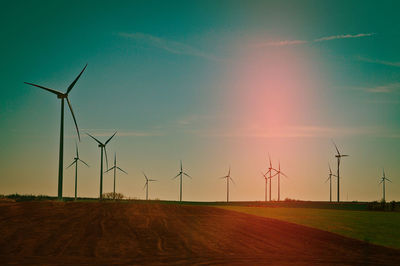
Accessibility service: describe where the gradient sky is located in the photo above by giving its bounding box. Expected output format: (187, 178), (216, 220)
(1, 0), (399, 201)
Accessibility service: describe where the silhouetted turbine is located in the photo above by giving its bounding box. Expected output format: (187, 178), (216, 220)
(66, 143), (89, 200)
(142, 172), (156, 200)
(325, 164), (336, 202)
(379, 168), (392, 202)
(24, 64), (87, 200)
(105, 153), (127, 200)
(219, 166), (235, 202)
(262, 155), (277, 201)
(332, 141), (349, 202)
(172, 160), (192, 202)
(275, 161), (288, 201)
(87, 132), (116, 200)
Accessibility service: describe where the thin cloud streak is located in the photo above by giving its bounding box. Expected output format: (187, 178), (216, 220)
(257, 32), (374, 47)
(357, 56), (400, 67)
(119, 32), (223, 62)
(314, 33), (375, 42)
(356, 82), (400, 94)
(80, 129), (163, 138)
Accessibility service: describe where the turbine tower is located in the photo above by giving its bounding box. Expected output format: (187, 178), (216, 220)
(66, 143), (89, 200)
(219, 166), (235, 202)
(142, 172), (157, 200)
(172, 160), (192, 202)
(105, 153), (127, 200)
(24, 64), (87, 200)
(87, 132), (116, 200)
(325, 164), (337, 202)
(332, 141), (349, 202)
(379, 168), (392, 202)
(275, 161), (288, 201)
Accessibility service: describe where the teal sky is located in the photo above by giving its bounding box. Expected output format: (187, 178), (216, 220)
(1, 0), (399, 201)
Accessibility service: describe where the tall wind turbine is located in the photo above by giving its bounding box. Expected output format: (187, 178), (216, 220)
(172, 160), (192, 202)
(262, 156), (277, 202)
(379, 168), (392, 202)
(87, 132), (117, 200)
(24, 64), (87, 200)
(219, 166), (235, 202)
(66, 143), (89, 200)
(105, 153), (127, 200)
(325, 164), (335, 202)
(142, 172), (157, 200)
(332, 141), (349, 202)
(275, 161), (288, 202)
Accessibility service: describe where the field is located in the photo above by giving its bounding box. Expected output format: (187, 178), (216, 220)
(219, 206), (400, 249)
(0, 201), (399, 265)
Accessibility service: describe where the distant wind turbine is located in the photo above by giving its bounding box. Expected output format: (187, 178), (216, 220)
(66, 143), (89, 200)
(219, 166), (235, 202)
(142, 172), (157, 200)
(262, 155), (277, 202)
(325, 164), (336, 202)
(275, 161), (288, 201)
(24, 64), (87, 200)
(105, 153), (127, 200)
(332, 141), (349, 202)
(172, 160), (192, 202)
(87, 132), (117, 200)
(379, 168), (392, 202)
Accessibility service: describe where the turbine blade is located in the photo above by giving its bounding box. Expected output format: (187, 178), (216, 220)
(142, 172), (148, 181)
(104, 166), (115, 173)
(149, 179), (157, 182)
(66, 97), (80, 141)
(66, 160), (76, 169)
(66, 64), (87, 94)
(172, 173), (180, 180)
(386, 178), (392, 183)
(268, 154), (272, 168)
(183, 172), (192, 179)
(117, 167), (128, 174)
(24, 82), (63, 96)
(86, 133), (103, 145)
(76, 142), (79, 158)
(379, 180), (383, 184)
(219, 176), (228, 179)
(281, 172), (288, 178)
(325, 176), (330, 183)
(332, 140), (340, 155)
(79, 159), (89, 167)
(105, 131), (117, 145)
(229, 177), (236, 185)
(328, 163), (332, 174)
(143, 182), (147, 190)
(341, 154), (349, 157)
(104, 147), (109, 169)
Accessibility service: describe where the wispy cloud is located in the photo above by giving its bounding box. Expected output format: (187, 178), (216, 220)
(356, 56), (400, 67)
(119, 32), (223, 62)
(314, 33), (375, 42)
(356, 82), (400, 94)
(190, 125), (395, 139)
(259, 40), (307, 47)
(257, 32), (374, 47)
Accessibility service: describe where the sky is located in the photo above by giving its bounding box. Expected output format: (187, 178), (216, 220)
(1, 0), (399, 202)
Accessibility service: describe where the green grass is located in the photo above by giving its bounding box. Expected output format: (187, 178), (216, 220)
(218, 206), (400, 249)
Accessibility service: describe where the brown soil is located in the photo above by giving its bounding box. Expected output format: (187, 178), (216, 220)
(0, 201), (399, 265)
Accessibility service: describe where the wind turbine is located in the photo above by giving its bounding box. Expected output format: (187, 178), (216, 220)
(66, 143), (89, 200)
(275, 161), (288, 201)
(24, 64), (87, 200)
(172, 160), (192, 202)
(261, 156), (277, 202)
(332, 141), (349, 202)
(87, 132), (117, 200)
(325, 164), (336, 202)
(142, 172), (157, 200)
(105, 153), (127, 200)
(379, 168), (392, 202)
(219, 166), (235, 202)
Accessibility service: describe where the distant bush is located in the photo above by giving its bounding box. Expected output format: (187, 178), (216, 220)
(102, 192), (124, 200)
(367, 200), (399, 211)
(284, 198), (300, 202)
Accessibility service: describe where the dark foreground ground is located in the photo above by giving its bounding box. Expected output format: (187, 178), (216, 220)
(0, 201), (399, 265)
